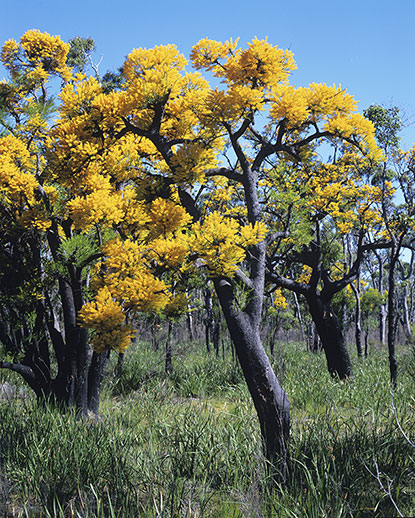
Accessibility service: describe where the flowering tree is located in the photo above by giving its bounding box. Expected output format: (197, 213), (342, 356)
(0, 31), (195, 413)
(0, 32), (384, 478)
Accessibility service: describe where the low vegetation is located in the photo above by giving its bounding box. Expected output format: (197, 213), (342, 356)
(1, 340), (415, 517)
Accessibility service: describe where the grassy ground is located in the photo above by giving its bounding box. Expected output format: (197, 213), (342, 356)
(1, 339), (415, 517)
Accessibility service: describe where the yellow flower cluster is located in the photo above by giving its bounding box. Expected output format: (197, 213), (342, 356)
(96, 238), (171, 312)
(304, 159), (385, 234)
(171, 142), (218, 184)
(296, 265), (313, 284)
(78, 286), (133, 353)
(273, 288), (288, 309)
(192, 211), (267, 276)
(0, 135), (37, 206)
(191, 37), (296, 89)
(1, 30), (71, 82)
(148, 198), (192, 237)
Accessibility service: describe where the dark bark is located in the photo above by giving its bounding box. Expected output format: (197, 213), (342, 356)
(306, 294), (352, 378)
(87, 351), (108, 414)
(388, 251), (399, 388)
(213, 309), (221, 357)
(350, 281), (363, 357)
(364, 331), (369, 357)
(374, 251), (387, 345)
(214, 278), (290, 482)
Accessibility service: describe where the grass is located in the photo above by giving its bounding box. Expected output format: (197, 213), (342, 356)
(1, 340), (415, 516)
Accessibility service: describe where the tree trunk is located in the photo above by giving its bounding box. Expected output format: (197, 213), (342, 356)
(186, 297), (195, 341)
(204, 287), (215, 354)
(401, 283), (412, 341)
(165, 320), (173, 375)
(214, 278), (289, 482)
(364, 330), (369, 357)
(213, 308), (221, 357)
(376, 253), (387, 346)
(292, 291), (305, 342)
(87, 351), (108, 414)
(388, 252), (399, 388)
(306, 294), (352, 378)
(350, 281), (363, 357)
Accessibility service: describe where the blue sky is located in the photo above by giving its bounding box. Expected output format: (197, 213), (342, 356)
(1, 0), (414, 147)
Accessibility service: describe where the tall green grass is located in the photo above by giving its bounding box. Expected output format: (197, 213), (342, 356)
(1, 340), (415, 516)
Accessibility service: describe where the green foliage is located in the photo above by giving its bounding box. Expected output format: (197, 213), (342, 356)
(364, 104), (402, 153)
(101, 69), (124, 94)
(58, 233), (99, 269)
(66, 36), (96, 74)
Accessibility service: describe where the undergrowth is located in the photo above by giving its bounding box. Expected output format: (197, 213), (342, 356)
(1, 340), (415, 517)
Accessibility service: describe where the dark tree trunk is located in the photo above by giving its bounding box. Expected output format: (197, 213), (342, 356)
(364, 330), (369, 357)
(350, 282), (363, 357)
(87, 351), (108, 414)
(214, 278), (290, 482)
(165, 320), (173, 375)
(213, 308), (221, 357)
(388, 251), (399, 388)
(306, 294), (352, 378)
(375, 252), (387, 346)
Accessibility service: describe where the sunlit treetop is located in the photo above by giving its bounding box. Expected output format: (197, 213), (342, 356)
(1, 29), (71, 85)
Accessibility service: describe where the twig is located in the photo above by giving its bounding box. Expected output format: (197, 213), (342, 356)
(391, 389), (415, 447)
(364, 453), (404, 517)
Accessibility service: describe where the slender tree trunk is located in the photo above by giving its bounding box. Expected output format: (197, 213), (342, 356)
(165, 320), (173, 375)
(376, 253), (387, 346)
(204, 287), (215, 354)
(401, 283), (412, 341)
(388, 251), (399, 388)
(186, 297), (195, 341)
(306, 294), (352, 378)
(213, 311), (221, 357)
(350, 281), (363, 357)
(292, 291), (305, 342)
(364, 330), (369, 357)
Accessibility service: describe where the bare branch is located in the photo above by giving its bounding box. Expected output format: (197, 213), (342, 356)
(391, 389), (415, 448)
(365, 454), (404, 517)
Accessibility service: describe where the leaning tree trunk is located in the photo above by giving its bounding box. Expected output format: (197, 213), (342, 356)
(306, 294), (353, 379)
(214, 278), (290, 482)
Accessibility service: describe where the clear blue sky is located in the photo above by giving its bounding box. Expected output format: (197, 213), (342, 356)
(1, 0), (414, 147)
